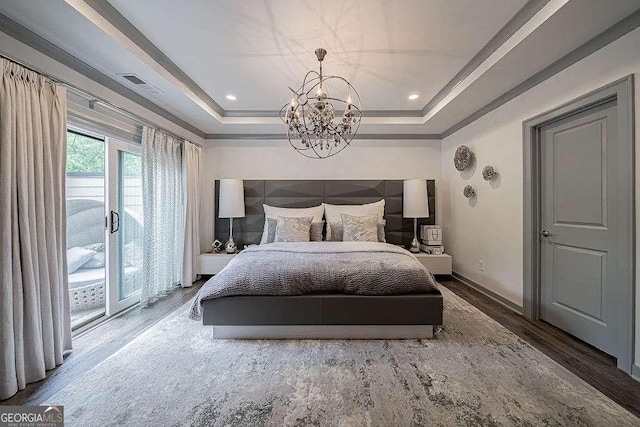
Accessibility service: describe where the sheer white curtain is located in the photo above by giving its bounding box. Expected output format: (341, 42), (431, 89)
(182, 140), (201, 287)
(0, 59), (72, 400)
(140, 126), (184, 306)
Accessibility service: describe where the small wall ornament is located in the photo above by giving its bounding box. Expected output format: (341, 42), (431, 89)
(463, 185), (476, 198)
(454, 145), (474, 171)
(482, 165), (498, 181)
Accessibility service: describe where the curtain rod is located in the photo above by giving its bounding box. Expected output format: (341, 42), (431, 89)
(0, 51), (203, 148)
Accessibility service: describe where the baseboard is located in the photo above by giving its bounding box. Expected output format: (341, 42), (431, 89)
(632, 364), (640, 381)
(452, 271), (524, 315)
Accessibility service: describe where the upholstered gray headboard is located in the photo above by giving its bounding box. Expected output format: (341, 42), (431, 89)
(215, 180), (436, 248)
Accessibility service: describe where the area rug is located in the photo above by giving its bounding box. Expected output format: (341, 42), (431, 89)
(46, 286), (638, 426)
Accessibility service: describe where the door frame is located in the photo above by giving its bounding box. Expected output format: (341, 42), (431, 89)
(523, 75), (635, 373)
(105, 137), (143, 316)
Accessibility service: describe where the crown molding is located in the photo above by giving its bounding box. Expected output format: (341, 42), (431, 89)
(441, 8), (640, 138)
(421, 0), (551, 116)
(204, 133), (441, 141)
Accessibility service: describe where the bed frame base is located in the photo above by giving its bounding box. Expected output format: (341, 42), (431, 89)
(211, 325), (434, 339)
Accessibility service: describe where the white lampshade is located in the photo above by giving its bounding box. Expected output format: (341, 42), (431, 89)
(218, 179), (245, 218)
(403, 179), (429, 218)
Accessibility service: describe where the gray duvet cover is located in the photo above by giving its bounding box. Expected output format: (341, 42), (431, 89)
(189, 242), (439, 320)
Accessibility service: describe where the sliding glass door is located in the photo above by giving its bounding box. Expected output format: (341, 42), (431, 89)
(65, 128), (144, 329)
(106, 140), (143, 316)
(66, 130), (107, 329)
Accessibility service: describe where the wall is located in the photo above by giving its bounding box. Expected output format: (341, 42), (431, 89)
(440, 27), (640, 369)
(199, 139), (442, 252)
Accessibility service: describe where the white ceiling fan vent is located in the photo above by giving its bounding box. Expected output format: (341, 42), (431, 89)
(117, 73), (164, 94)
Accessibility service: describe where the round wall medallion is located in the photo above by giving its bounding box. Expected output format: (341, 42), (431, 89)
(454, 145), (473, 171)
(482, 165), (497, 181)
(463, 185), (475, 198)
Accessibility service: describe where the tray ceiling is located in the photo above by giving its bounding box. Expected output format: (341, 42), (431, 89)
(0, 0), (638, 136)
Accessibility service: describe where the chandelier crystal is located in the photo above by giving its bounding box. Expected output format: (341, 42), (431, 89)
(280, 48), (362, 159)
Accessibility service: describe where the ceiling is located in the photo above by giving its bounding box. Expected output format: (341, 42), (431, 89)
(0, 0), (639, 137)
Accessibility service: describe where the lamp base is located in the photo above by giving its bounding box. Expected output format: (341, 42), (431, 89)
(225, 235), (237, 254)
(409, 236), (421, 253)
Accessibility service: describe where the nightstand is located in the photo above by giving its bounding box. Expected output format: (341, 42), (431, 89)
(413, 252), (452, 275)
(197, 253), (236, 275)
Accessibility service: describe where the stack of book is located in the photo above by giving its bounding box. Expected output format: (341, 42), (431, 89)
(419, 225), (444, 255)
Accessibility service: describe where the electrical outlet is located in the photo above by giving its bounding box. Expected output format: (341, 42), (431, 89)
(478, 260), (484, 271)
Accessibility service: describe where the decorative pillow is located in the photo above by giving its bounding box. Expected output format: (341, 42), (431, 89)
(82, 243), (106, 269)
(323, 200), (385, 224)
(83, 252), (106, 269)
(266, 218), (278, 243)
(310, 221), (324, 242)
(67, 246), (97, 274)
(377, 221), (386, 243)
(341, 214), (379, 242)
(274, 216), (314, 243)
(328, 220), (386, 242)
(260, 204), (324, 244)
(266, 218), (324, 243)
(327, 222), (344, 242)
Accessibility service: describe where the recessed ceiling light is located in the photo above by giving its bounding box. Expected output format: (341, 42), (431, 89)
(226, 94), (237, 101)
(408, 93), (419, 100)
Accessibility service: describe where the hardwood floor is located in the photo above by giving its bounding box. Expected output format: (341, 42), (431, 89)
(1, 281), (203, 406)
(439, 278), (640, 419)
(3, 277), (639, 419)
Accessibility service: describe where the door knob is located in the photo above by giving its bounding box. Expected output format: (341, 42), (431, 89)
(540, 230), (551, 237)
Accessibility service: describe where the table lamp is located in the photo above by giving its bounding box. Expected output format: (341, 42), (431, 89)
(218, 179), (245, 253)
(403, 179), (430, 253)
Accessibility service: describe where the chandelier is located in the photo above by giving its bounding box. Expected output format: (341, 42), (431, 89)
(280, 48), (362, 159)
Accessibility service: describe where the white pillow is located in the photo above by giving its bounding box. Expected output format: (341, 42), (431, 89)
(67, 246), (97, 274)
(324, 200), (385, 239)
(260, 204), (324, 244)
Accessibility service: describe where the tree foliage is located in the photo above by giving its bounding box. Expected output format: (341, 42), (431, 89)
(66, 132), (141, 175)
(67, 132), (104, 174)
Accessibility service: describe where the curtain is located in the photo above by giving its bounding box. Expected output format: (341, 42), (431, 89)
(0, 59), (71, 400)
(181, 141), (201, 287)
(140, 126), (184, 306)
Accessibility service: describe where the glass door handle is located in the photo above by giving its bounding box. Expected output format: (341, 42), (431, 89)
(110, 211), (120, 233)
(540, 230), (551, 237)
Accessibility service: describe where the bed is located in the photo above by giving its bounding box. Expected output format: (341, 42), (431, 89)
(191, 180), (444, 339)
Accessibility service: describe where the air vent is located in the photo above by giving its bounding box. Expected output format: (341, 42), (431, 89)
(120, 74), (146, 85)
(117, 73), (164, 94)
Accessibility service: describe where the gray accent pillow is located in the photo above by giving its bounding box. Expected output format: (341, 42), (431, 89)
(310, 221), (324, 242)
(328, 220), (386, 242)
(267, 218), (324, 243)
(274, 216), (314, 242)
(266, 218), (278, 243)
(341, 214), (379, 242)
(327, 223), (344, 242)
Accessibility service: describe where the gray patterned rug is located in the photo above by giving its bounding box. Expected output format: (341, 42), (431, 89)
(47, 287), (638, 426)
